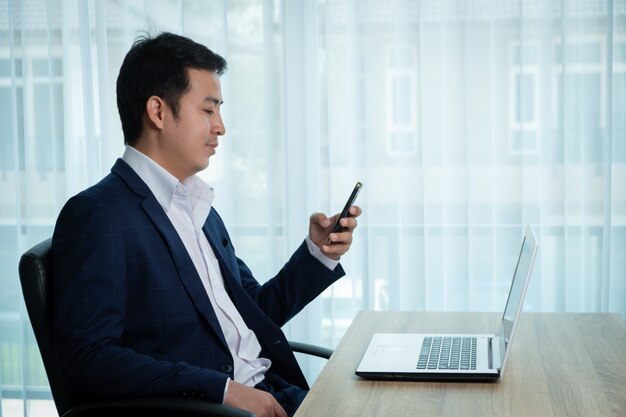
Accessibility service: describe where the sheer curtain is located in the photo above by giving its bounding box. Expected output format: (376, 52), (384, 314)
(1, 0), (625, 416)
(316, 0), (626, 346)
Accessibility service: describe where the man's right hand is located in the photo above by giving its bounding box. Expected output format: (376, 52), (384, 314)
(224, 380), (287, 417)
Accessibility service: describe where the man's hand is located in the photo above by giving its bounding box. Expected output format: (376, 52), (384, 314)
(223, 380), (287, 417)
(309, 205), (362, 261)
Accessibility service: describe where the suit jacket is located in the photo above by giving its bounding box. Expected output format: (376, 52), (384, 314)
(51, 159), (345, 404)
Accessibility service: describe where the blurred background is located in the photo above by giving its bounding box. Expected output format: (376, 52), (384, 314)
(1, 0), (625, 415)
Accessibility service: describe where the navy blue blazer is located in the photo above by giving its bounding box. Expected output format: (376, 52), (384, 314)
(51, 159), (345, 404)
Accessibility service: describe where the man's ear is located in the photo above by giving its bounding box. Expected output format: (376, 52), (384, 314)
(145, 96), (165, 130)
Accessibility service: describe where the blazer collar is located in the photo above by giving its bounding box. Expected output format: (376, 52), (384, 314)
(111, 158), (152, 198)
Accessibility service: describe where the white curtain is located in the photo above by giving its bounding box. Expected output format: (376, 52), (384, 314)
(1, 0), (625, 415)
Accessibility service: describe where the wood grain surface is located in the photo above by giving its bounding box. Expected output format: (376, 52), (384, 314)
(295, 312), (626, 417)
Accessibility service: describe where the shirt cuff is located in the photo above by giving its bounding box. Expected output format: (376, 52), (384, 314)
(305, 236), (340, 271)
(223, 378), (230, 403)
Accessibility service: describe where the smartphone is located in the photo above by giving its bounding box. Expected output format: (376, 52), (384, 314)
(325, 181), (363, 245)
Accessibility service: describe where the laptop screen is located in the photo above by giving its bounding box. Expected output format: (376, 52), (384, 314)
(496, 226), (537, 373)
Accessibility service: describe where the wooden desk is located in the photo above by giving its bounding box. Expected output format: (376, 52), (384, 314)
(295, 312), (626, 417)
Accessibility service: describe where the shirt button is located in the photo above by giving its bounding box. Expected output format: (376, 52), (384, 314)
(221, 364), (234, 374)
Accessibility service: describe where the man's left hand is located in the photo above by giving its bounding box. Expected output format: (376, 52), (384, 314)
(309, 206), (362, 261)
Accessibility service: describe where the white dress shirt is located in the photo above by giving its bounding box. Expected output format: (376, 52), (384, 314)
(122, 146), (339, 398)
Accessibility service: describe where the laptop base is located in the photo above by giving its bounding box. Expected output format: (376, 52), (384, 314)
(354, 370), (501, 382)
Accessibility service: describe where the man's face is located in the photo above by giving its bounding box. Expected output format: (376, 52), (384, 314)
(160, 68), (225, 180)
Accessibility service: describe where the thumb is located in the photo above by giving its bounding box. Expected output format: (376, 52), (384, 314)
(310, 212), (331, 228)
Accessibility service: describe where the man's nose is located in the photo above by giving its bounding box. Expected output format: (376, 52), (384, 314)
(212, 114), (226, 136)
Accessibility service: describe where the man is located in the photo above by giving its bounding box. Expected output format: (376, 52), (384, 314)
(51, 32), (361, 417)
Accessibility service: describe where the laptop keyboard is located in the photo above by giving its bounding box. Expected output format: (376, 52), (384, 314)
(417, 336), (477, 370)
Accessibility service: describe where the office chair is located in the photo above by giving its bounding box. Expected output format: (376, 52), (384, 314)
(19, 238), (333, 417)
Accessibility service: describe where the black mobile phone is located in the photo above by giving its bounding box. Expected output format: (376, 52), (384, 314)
(325, 181), (363, 245)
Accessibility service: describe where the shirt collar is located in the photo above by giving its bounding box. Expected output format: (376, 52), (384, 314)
(121, 145), (214, 212)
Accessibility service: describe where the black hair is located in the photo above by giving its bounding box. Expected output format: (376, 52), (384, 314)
(116, 32), (227, 146)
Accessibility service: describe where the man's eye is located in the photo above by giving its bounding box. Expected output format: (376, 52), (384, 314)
(204, 109), (214, 115)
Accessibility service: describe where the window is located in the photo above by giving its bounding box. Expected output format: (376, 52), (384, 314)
(386, 45), (418, 156)
(0, 54), (65, 175)
(611, 40), (626, 162)
(509, 42), (539, 155)
(551, 37), (606, 164)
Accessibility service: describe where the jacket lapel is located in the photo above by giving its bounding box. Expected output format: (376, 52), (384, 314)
(201, 218), (278, 341)
(111, 159), (229, 351)
(202, 219), (241, 304)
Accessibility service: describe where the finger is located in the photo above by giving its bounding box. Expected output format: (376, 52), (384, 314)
(321, 242), (350, 259)
(348, 205), (362, 218)
(328, 230), (353, 245)
(339, 216), (358, 231)
(323, 233), (353, 255)
(320, 244), (340, 260)
(273, 398), (288, 417)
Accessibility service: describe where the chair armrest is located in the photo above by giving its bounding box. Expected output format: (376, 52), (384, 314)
(289, 341), (333, 360)
(62, 397), (255, 417)
(61, 343), (332, 417)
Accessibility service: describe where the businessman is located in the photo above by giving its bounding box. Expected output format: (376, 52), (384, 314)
(51, 32), (361, 417)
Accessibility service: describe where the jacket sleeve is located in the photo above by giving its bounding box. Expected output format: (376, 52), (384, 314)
(209, 210), (346, 327)
(52, 194), (228, 403)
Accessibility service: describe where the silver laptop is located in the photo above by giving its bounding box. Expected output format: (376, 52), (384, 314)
(355, 225), (538, 382)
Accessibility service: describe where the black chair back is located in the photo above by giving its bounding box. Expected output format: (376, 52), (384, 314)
(19, 238), (74, 416)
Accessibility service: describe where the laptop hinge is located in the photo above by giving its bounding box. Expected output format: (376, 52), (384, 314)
(490, 336), (502, 371)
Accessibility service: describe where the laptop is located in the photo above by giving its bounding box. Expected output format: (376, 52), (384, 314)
(355, 225), (538, 382)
